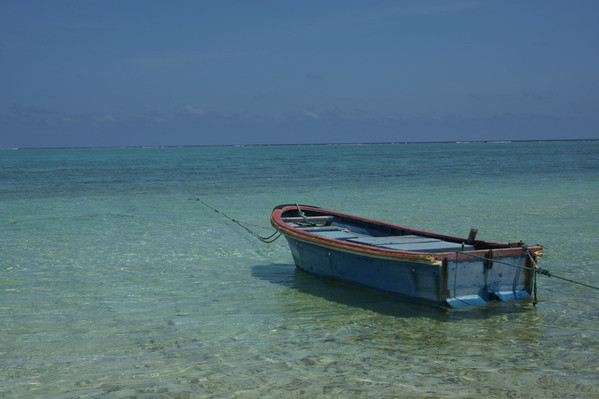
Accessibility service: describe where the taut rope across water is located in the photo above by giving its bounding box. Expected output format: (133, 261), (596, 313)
(195, 198), (281, 243)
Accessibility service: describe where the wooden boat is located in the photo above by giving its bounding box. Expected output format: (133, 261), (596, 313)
(271, 204), (543, 308)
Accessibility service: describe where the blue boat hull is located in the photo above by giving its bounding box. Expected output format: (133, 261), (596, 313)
(285, 236), (443, 303)
(284, 236), (532, 308)
(271, 205), (542, 308)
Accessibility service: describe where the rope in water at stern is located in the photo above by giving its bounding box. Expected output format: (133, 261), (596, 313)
(194, 198), (281, 243)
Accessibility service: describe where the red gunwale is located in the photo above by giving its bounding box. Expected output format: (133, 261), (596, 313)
(271, 205), (543, 265)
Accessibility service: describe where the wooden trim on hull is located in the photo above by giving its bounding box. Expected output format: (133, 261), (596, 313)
(272, 215), (440, 265)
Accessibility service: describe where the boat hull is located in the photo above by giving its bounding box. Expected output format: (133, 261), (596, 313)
(271, 205), (541, 308)
(284, 236), (532, 308)
(285, 235), (444, 304)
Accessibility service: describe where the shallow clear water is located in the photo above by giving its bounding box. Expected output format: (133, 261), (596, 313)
(1, 141), (598, 398)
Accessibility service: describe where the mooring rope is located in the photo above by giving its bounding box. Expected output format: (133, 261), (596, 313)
(195, 198), (281, 243)
(296, 203), (317, 226)
(456, 250), (599, 291)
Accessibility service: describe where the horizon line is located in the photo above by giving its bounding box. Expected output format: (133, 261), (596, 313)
(2, 138), (598, 151)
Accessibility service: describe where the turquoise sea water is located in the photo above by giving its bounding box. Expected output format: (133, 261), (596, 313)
(1, 141), (598, 398)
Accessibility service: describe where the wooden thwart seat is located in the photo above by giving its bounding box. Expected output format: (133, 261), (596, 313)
(282, 216), (334, 226)
(348, 235), (474, 253)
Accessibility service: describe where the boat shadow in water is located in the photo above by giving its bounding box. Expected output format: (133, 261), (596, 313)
(251, 264), (533, 321)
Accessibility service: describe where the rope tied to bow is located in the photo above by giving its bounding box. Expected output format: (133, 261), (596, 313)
(195, 198), (281, 243)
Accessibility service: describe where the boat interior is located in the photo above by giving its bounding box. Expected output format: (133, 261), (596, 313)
(282, 214), (476, 253)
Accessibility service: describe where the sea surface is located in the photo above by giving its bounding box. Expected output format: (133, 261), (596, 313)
(1, 141), (598, 398)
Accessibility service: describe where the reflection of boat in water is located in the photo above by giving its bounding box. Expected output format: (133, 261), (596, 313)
(271, 204), (543, 308)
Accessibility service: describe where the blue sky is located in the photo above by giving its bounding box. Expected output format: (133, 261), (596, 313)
(1, 0), (598, 148)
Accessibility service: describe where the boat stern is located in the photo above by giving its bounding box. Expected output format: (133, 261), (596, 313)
(441, 249), (538, 308)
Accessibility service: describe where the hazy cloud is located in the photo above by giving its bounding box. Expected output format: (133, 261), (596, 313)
(91, 115), (116, 127)
(303, 111), (320, 119)
(183, 104), (206, 116)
